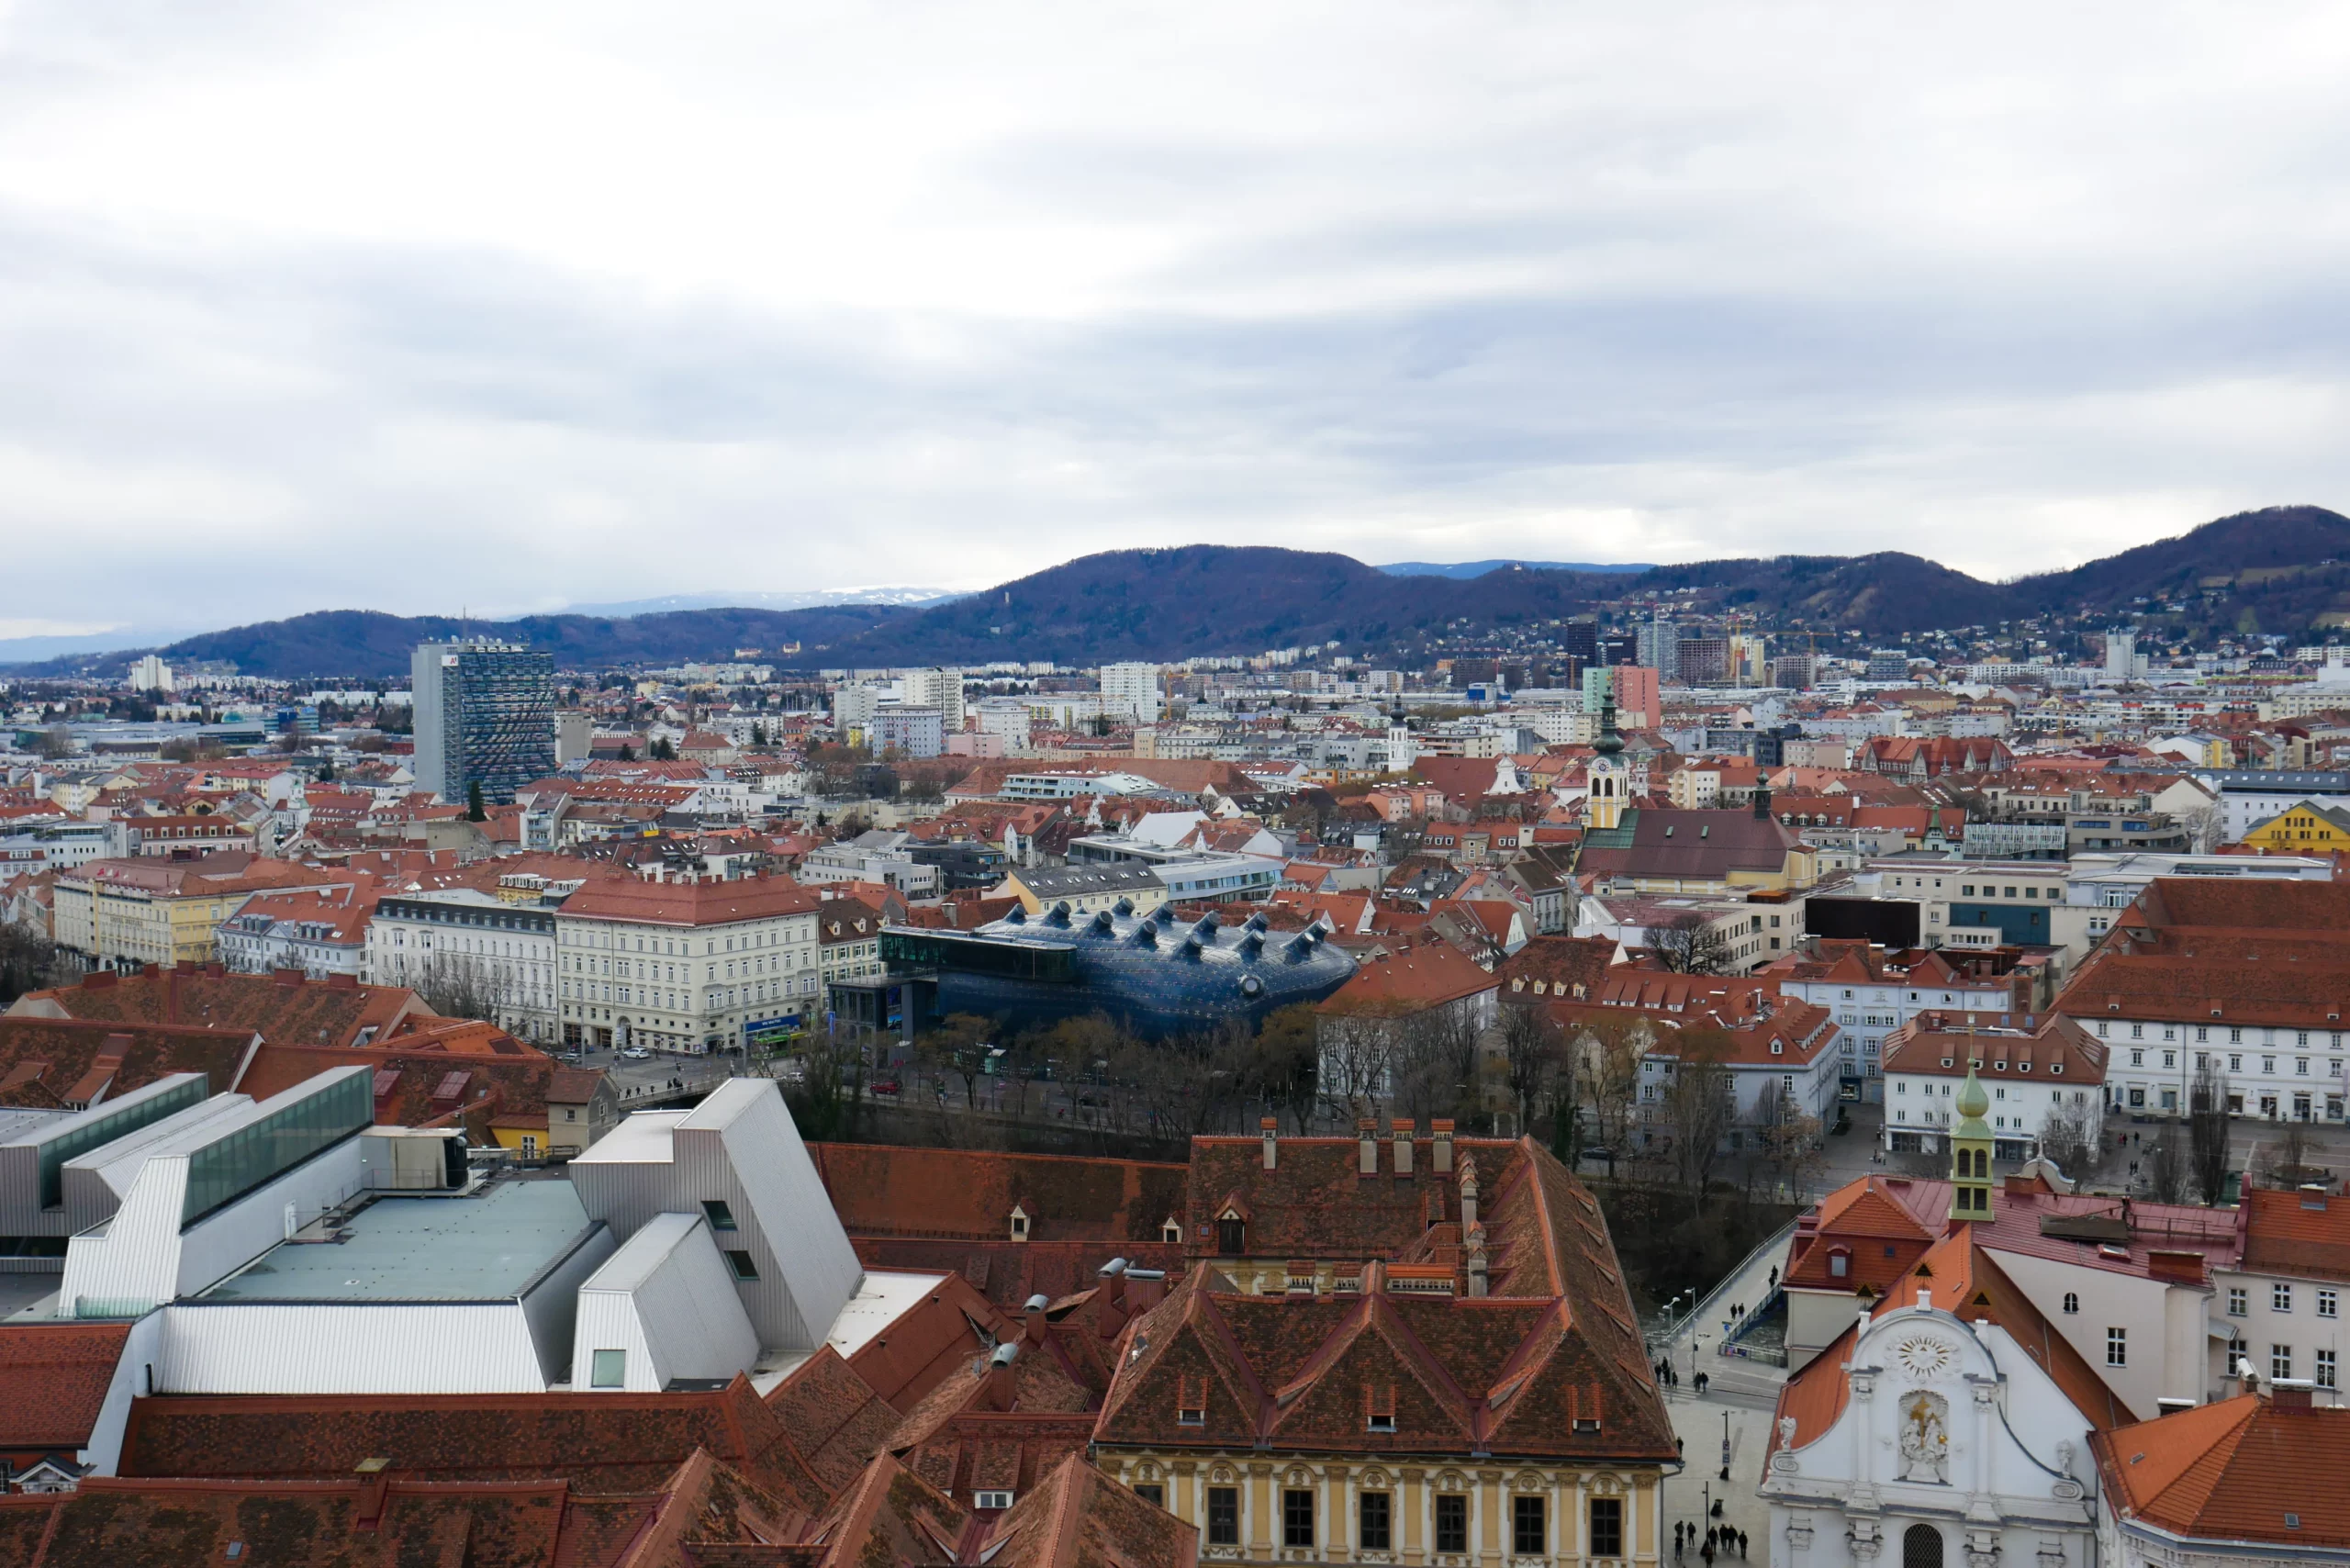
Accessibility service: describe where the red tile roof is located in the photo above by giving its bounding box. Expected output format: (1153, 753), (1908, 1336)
(121, 1372), (855, 1510)
(811, 1144), (1189, 1247)
(0, 1324), (130, 1453)
(557, 872), (821, 927)
(0, 1016), (257, 1109)
(11, 965), (427, 1050)
(2091, 1393), (2350, 1549)
(1314, 938), (1495, 1016)
(2239, 1185), (2350, 1283)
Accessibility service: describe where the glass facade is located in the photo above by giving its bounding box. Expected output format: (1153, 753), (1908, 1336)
(412, 642), (556, 805)
(902, 905), (1357, 1039)
(38, 1076), (208, 1208)
(180, 1070), (373, 1227)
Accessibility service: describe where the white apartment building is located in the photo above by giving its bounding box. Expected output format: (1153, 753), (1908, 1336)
(366, 888), (561, 1044)
(555, 873), (821, 1054)
(898, 666), (966, 732)
(2076, 1010), (2350, 1123)
(2212, 1187), (2350, 1400)
(1764, 942), (2040, 1100)
(973, 696), (1034, 753)
(1880, 1014), (2107, 1159)
(1099, 662), (1163, 723)
(128, 655), (174, 693)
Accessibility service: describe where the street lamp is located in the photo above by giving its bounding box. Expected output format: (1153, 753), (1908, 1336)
(1720, 1409), (1731, 1482)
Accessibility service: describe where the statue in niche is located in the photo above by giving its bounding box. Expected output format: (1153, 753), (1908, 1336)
(1897, 1390), (1950, 1484)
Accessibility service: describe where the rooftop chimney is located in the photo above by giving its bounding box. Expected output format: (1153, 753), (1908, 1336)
(985, 1341), (1019, 1410)
(1125, 1268), (1168, 1312)
(1359, 1118), (1379, 1176)
(1459, 1155), (1481, 1233)
(1431, 1118), (1454, 1172)
(1022, 1292), (1049, 1344)
(1261, 1117), (1279, 1170)
(1392, 1118), (1415, 1177)
(1465, 1225), (1489, 1298)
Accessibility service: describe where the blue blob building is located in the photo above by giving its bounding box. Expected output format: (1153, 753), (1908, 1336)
(878, 900), (1357, 1039)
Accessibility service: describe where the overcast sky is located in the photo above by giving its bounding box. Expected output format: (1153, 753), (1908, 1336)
(5, 1), (2349, 640)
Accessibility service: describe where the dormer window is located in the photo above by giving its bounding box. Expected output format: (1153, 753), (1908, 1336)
(1009, 1204), (1030, 1240)
(1163, 1217), (1183, 1244)
(1218, 1216), (1246, 1255)
(1829, 1248), (1850, 1279)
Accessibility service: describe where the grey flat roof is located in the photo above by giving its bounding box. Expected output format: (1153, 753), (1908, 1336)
(197, 1178), (596, 1303)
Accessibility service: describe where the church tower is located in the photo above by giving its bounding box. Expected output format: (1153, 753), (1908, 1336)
(1949, 1060), (1995, 1221)
(1387, 699), (1415, 774)
(1586, 675), (1628, 831)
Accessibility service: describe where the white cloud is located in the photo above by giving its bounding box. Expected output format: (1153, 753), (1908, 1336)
(1, 0), (2347, 631)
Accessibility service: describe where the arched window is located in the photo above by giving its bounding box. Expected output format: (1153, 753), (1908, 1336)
(2063, 1293), (2079, 1315)
(1903, 1524), (1944, 1568)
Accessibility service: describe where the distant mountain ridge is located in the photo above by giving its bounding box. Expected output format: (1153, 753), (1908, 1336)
(558, 586), (960, 616)
(14, 505), (2344, 678)
(1377, 559), (1653, 578)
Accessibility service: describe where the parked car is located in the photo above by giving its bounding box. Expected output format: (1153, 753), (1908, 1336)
(868, 1077), (901, 1096)
(621, 1047), (652, 1060)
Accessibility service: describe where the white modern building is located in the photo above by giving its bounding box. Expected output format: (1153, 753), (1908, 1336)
(1100, 662), (1164, 724)
(127, 655), (174, 694)
(898, 666), (967, 732)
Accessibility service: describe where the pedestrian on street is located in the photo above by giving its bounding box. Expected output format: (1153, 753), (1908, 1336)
(1674, 1523), (1684, 1552)
(1740, 1530), (1750, 1557)
(1769, 1265), (1779, 1289)
(1701, 1543), (1714, 1567)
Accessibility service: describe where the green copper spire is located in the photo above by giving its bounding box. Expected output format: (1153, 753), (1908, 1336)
(1950, 1058), (1995, 1221)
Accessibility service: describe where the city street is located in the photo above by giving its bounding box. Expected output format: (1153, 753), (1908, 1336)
(1661, 1389), (1777, 1568)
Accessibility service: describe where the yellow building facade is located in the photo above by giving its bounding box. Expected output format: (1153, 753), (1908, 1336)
(1092, 1449), (1654, 1568)
(2242, 801), (2350, 853)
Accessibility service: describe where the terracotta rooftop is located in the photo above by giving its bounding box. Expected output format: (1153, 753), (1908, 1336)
(2090, 1392), (2350, 1550)
(1314, 937), (1496, 1015)
(8, 964), (428, 1050)
(558, 872), (821, 927)
(2238, 1185), (2350, 1283)
(0, 1016), (257, 1110)
(0, 1324), (132, 1453)
(812, 1143), (1189, 1247)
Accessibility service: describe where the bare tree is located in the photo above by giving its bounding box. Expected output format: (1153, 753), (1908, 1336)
(37, 724), (73, 760)
(2189, 1059), (2232, 1205)
(1650, 913), (1733, 976)
(917, 1012), (994, 1108)
(1392, 1002), (1483, 1129)
(1497, 1000), (1566, 1140)
(1314, 1008), (1400, 1125)
(2143, 1130), (2190, 1204)
(1657, 1030), (1735, 1204)
(1248, 1004), (1321, 1135)
(1576, 1014), (1648, 1160)
(2038, 1095), (2104, 1184)
(412, 952), (501, 1022)
(2257, 1120), (2318, 1191)
(1751, 1078), (1824, 1195)
(0, 920), (60, 1009)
